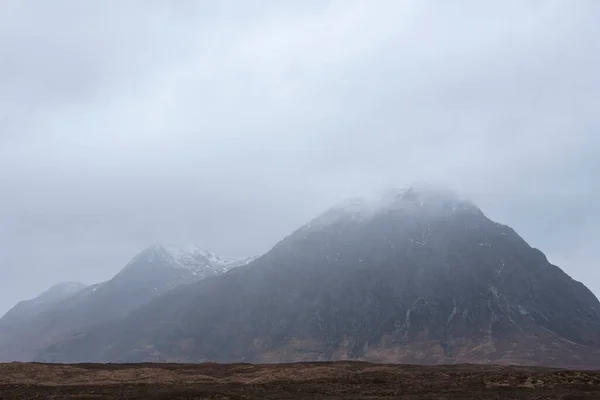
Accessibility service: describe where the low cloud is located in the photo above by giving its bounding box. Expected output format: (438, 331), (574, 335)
(0, 0), (599, 313)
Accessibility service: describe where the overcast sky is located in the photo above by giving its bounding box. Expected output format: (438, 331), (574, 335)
(0, 0), (599, 314)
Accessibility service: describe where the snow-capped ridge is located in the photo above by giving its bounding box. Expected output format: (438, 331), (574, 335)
(125, 243), (255, 277)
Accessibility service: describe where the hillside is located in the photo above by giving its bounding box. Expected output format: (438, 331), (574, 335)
(36, 187), (600, 367)
(0, 245), (250, 361)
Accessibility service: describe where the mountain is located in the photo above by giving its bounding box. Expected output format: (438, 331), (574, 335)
(0, 282), (87, 349)
(36, 187), (600, 368)
(0, 244), (248, 361)
(0, 282), (86, 329)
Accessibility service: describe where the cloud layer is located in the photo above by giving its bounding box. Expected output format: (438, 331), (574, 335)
(1, 0), (599, 313)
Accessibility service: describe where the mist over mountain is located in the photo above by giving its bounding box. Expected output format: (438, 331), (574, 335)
(0, 282), (86, 334)
(33, 187), (600, 368)
(1, 1), (599, 342)
(0, 245), (250, 361)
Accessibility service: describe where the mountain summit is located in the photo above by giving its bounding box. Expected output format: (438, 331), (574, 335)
(37, 187), (600, 367)
(122, 244), (243, 276)
(301, 186), (480, 232)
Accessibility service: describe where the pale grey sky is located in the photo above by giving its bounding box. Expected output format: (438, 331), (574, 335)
(0, 0), (599, 315)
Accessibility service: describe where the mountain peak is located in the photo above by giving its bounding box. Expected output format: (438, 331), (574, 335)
(31, 188), (600, 368)
(308, 185), (480, 229)
(162, 244), (233, 267)
(123, 243), (249, 277)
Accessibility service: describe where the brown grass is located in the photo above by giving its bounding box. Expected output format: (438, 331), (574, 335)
(1, 361), (600, 399)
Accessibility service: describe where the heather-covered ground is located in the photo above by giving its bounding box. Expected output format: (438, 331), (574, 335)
(1, 361), (600, 399)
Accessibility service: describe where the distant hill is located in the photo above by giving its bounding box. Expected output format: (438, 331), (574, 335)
(0, 245), (251, 361)
(0, 282), (86, 332)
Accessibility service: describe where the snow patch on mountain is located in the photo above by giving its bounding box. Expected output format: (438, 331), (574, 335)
(125, 244), (255, 277)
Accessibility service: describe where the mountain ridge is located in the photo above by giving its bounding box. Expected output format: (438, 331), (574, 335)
(0, 282), (87, 331)
(35, 187), (600, 368)
(0, 244), (251, 361)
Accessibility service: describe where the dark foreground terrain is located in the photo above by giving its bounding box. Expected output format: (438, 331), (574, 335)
(1, 362), (600, 399)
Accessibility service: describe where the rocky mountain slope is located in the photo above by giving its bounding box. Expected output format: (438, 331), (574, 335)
(0, 245), (248, 361)
(36, 187), (600, 367)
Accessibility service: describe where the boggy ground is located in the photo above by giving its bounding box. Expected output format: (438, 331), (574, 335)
(1, 361), (600, 399)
